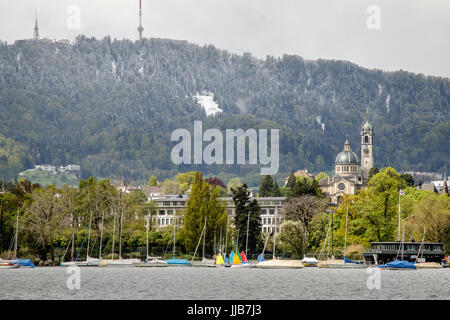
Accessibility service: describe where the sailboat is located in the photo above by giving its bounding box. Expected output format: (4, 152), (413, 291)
(231, 213), (255, 268)
(191, 217), (214, 267)
(135, 215), (168, 267)
(165, 216), (190, 266)
(103, 210), (141, 266)
(328, 205), (367, 269)
(255, 212), (304, 269)
(1, 208), (35, 268)
(378, 215), (416, 270)
(300, 221), (318, 267)
(61, 210), (100, 266)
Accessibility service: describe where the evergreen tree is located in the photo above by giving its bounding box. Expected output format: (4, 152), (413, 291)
(272, 181), (282, 197)
(399, 173), (414, 187)
(286, 170), (296, 189)
(258, 175), (274, 197)
(231, 184), (262, 256)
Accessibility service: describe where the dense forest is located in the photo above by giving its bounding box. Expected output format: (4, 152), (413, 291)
(0, 36), (448, 183)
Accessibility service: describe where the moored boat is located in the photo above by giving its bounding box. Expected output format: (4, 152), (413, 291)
(0, 259), (20, 269)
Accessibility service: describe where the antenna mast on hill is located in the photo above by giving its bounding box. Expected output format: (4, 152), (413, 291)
(137, 0), (144, 41)
(33, 9), (39, 40)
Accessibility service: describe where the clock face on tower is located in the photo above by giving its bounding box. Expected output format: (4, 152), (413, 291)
(363, 147), (370, 155)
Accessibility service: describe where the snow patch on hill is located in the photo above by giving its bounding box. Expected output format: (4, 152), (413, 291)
(193, 92), (222, 116)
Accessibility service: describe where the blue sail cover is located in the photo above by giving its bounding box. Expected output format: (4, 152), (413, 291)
(344, 257), (360, 264)
(385, 260), (416, 269)
(258, 253), (265, 262)
(165, 258), (190, 265)
(13, 259), (36, 268)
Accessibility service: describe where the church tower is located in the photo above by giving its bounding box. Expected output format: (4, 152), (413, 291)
(360, 118), (374, 183)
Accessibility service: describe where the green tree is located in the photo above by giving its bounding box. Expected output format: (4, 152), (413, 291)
(368, 166), (379, 181)
(286, 170), (296, 189)
(181, 172), (227, 255)
(148, 175), (158, 186)
(231, 183), (262, 256)
(314, 172), (329, 183)
(400, 173), (415, 187)
(258, 175), (274, 197)
(291, 176), (323, 198)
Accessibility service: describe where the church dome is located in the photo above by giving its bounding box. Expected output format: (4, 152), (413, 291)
(335, 150), (359, 164)
(335, 137), (360, 164)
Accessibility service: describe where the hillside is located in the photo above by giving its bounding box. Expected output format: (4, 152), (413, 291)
(0, 36), (448, 182)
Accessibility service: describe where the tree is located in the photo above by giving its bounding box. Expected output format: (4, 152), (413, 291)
(204, 177), (227, 189)
(23, 186), (60, 261)
(181, 172), (227, 255)
(272, 181), (281, 197)
(286, 170), (296, 189)
(227, 177), (243, 191)
(281, 195), (327, 244)
(161, 179), (181, 194)
(291, 176), (323, 198)
(314, 172), (329, 183)
(231, 183), (262, 256)
(258, 175), (274, 197)
(148, 175), (158, 186)
(278, 220), (305, 258)
(400, 173), (415, 187)
(368, 166), (379, 181)
(355, 167), (407, 242)
(409, 193), (450, 252)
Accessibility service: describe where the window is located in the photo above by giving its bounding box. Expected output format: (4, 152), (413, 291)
(163, 201), (171, 206)
(267, 218), (271, 224)
(269, 209), (275, 215)
(167, 210), (173, 215)
(159, 210), (165, 216)
(261, 209), (267, 215)
(365, 136), (369, 143)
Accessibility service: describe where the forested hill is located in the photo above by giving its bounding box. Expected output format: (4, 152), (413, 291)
(0, 35), (448, 182)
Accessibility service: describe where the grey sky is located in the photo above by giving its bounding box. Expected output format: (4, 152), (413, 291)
(1, 0), (449, 77)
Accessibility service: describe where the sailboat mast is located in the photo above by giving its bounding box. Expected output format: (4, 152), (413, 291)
(344, 205), (348, 258)
(245, 211), (250, 259)
(331, 209), (334, 259)
(111, 211), (116, 260)
(172, 216), (176, 259)
(202, 217), (207, 260)
(145, 216), (150, 260)
(99, 211), (104, 259)
(86, 210), (92, 260)
(119, 209), (123, 259)
(224, 213), (229, 256)
(14, 207), (19, 258)
(272, 212), (277, 259)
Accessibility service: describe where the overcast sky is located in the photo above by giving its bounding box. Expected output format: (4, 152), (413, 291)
(0, 0), (449, 77)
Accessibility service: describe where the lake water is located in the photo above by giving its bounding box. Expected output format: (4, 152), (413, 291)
(0, 267), (448, 300)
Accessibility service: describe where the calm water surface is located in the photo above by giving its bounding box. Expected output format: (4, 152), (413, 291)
(0, 267), (448, 299)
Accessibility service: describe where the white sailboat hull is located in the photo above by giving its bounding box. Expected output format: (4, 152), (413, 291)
(255, 259), (304, 269)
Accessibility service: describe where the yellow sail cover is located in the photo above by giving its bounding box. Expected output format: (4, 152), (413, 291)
(215, 253), (224, 265)
(232, 252), (241, 265)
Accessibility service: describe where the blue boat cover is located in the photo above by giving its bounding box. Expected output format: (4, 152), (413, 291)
(258, 253), (265, 262)
(344, 257), (360, 264)
(165, 258), (190, 265)
(13, 259), (36, 268)
(385, 259), (416, 269)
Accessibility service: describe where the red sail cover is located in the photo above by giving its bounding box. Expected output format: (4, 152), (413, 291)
(240, 251), (247, 262)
